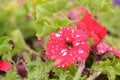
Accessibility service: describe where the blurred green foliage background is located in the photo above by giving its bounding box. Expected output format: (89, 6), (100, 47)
(0, 0), (120, 80)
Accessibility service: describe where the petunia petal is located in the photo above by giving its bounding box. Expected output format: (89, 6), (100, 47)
(96, 42), (120, 57)
(46, 27), (90, 68)
(0, 61), (12, 71)
(67, 11), (79, 20)
(77, 12), (107, 46)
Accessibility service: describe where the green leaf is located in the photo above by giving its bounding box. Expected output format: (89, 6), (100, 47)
(31, 0), (48, 6)
(0, 36), (12, 55)
(114, 63), (120, 75)
(54, 68), (71, 80)
(105, 66), (115, 80)
(93, 59), (111, 72)
(87, 38), (94, 46)
(104, 36), (120, 50)
(11, 29), (26, 52)
(34, 0), (73, 40)
(93, 59), (118, 80)
(27, 59), (54, 80)
(54, 18), (70, 27)
(35, 22), (55, 39)
(76, 0), (113, 13)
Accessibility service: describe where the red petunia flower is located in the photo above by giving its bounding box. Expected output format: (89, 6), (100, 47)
(0, 61), (12, 71)
(46, 27), (90, 68)
(96, 42), (120, 57)
(77, 12), (107, 46)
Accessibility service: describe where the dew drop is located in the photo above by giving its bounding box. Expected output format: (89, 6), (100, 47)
(75, 42), (79, 46)
(73, 57), (75, 60)
(66, 37), (69, 40)
(100, 50), (105, 53)
(76, 35), (79, 37)
(82, 42), (84, 44)
(62, 64), (65, 67)
(62, 52), (67, 56)
(61, 49), (67, 53)
(79, 50), (84, 53)
(72, 29), (74, 33)
(56, 34), (60, 37)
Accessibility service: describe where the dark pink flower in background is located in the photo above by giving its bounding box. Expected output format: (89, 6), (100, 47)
(67, 11), (79, 20)
(67, 7), (88, 20)
(79, 7), (88, 15)
(96, 42), (120, 57)
(0, 61), (12, 71)
(46, 27), (90, 68)
(20, 0), (25, 5)
(16, 60), (27, 78)
(9, 40), (14, 49)
(77, 13), (107, 46)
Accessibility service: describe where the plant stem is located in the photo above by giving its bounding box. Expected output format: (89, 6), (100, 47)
(87, 71), (101, 80)
(26, 46), (39, 56)
(73, 61), (85, 80)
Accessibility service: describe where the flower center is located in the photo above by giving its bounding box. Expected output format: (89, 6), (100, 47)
(66, 42), (73, 49)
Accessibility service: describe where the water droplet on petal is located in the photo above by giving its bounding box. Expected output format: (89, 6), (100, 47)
(61, 49), (67, 53)
(66, 37), (69, 41)
(56, 34), (60, 37)
(76, 35), (79, 37)
(79, 50), (84, 53)
(82, 42), (84, 44)
(75, 42), (79, 46)
(62, 64), (65, 67)
(62, 52), (67, 56)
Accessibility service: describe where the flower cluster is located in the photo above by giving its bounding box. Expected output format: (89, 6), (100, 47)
(46, 7), (108, 68)
(46, 7), (120, 68)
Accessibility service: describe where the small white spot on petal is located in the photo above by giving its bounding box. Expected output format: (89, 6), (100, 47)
(82, 42), (84, 44)
(75, 42), (79, 46)
(62, 64), (65, 67)
(79, 50), (84, 53)
(51, 50), (54, 52)
(56, 34), (60, 37)
(100, 50), (105, 53)
(76, 35), (79, 37)
(66, 37), (69, 40)
(73, 57), (75, 60)
(109, 48), (113, 51)
(62, 52), (67, 56)
(72, 30), (74, 33)
(61, 49), (67, 53)
(59, 31), (62, 33)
